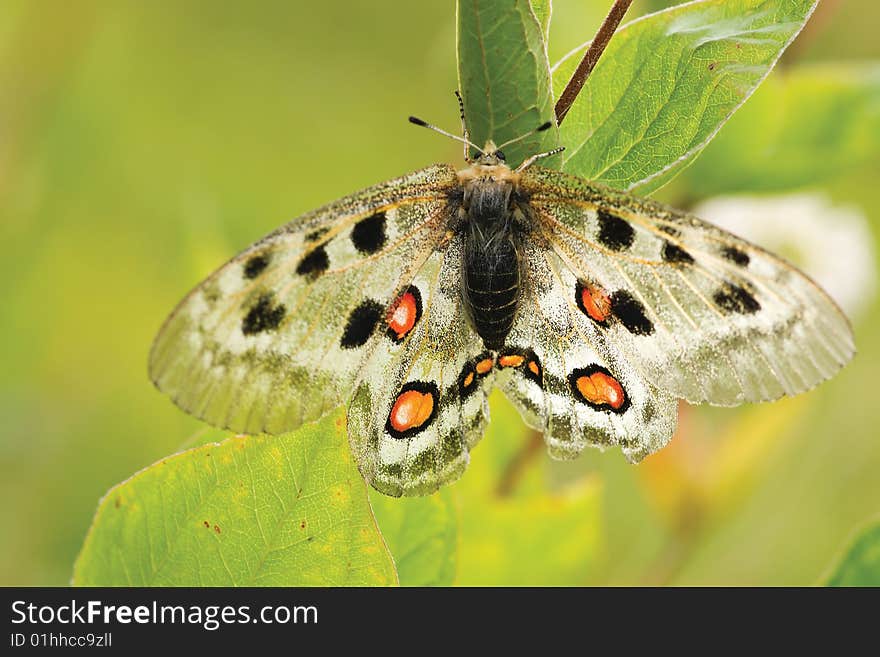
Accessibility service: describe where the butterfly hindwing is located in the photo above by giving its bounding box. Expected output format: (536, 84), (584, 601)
(348, 234), (492, 496)
(519, 167), (855, 407)
(149, 164), (458, 434)
(499, 239), (677, 463)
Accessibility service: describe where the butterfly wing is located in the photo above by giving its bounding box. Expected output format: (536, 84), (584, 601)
(518, 167), (855, 406)
(498, 240), (678, 463)
(149, 164), (458, 434)
(348, 233), (493, 496)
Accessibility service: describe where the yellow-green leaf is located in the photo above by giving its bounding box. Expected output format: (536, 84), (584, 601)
(552, 0), (819, 192)
(73, 409), (397, 586)
(369, 488), (458, 586)
(680, 64), (880, 195)
(825, 521), (880, 587)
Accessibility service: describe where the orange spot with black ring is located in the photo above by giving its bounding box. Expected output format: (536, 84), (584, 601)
(569, 366), (629, 413)
(386, 286), (422, 343)
(475, 356), (494, 375)
(576, 280), (612, 324)
(386, 381), (439, 439)
(497, 348), (543, 388)
(498, 354), (525, 368)
(524, 354), (543, 387)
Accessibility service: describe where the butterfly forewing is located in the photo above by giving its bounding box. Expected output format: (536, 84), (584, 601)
(149, 164), (457, 434)
(519, 167), (855, 407)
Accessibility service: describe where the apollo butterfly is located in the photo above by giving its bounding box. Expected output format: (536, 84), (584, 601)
(150, 103), (854, 497)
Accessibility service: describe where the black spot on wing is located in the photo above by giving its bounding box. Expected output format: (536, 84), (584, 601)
(351, 211), (387, 255)
(659, 224), (681, 237)
(722, 245), (750, 267)
(610, 290), (655, 335)
(295, 245), (329, 278)
(305, 227), (329, 242)
(341, 299), (384, 349)
(596, 209), (635, 251)
(243, 253), (269, 279)
(661, 240), (695, 265)
(714, 283), (760, 315)
(242, 293), (286, 335)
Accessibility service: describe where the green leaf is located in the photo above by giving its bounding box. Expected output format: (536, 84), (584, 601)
(680, 64), (880, 196)
(369, 488), (458, 586)
(825, 521), (880, 587)
(531, 0), (552, 43)
(73, 409), (398, 586)
(457, 0), (560, 167)
(552, 0), (819, 193)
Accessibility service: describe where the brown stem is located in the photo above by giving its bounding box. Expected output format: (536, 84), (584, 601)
(495, 429), (544, 497)
(779, 0), (842, 68)
(555, 0), (634, 125)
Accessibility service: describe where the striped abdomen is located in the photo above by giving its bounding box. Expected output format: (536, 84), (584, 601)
(463, 233), (520, 350)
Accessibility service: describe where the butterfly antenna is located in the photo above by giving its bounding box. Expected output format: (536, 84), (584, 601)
(454, 90), (471, 162)
(514, 145), (566, 173)
(495, 120), (555, 151)
(408, 116), (482, 162)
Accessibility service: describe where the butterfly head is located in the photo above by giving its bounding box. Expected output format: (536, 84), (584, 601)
(472, 141), (507, 167)
(408, 110), (563, 174)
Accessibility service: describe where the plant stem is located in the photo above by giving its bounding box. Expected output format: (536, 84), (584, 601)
(780, 0), (842, 67)
(555, 0), (634, 125)
(496, 430), (544, 497)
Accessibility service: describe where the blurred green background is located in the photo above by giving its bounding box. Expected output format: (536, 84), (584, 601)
(1, 0), (878, 586)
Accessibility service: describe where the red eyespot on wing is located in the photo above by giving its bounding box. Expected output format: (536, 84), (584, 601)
(386, 381), (438, 439)
(475, 357), (494, 375)
(386, 287), (422, 342)
(569, 366), (628, 413)
(576, 281), (612, 324)
(496, 348), (543, 387)
(389, 391), (433, 431)
(498, 354), (525, 368)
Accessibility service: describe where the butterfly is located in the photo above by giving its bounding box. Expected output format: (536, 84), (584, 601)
(150, 105), (855, 497)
